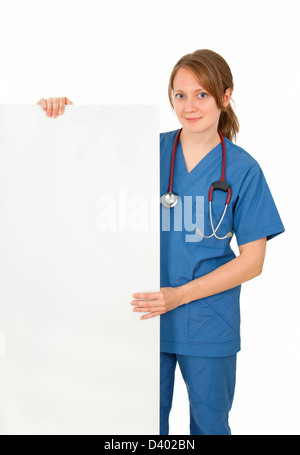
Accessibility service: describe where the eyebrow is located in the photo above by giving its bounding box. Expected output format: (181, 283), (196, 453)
(173, 88), (206, 93)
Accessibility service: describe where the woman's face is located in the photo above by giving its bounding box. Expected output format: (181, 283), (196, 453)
(172, 67), (229, 135)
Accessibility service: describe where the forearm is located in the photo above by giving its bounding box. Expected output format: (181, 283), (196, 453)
(178, 253), (263, 306)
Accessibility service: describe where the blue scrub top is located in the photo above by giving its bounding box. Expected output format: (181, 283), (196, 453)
(160, 129), (285, 357)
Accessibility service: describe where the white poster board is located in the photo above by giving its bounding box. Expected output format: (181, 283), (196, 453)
(0, 105), (160, 435)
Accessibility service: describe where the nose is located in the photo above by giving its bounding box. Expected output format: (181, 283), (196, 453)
(184, 97), (198, 112)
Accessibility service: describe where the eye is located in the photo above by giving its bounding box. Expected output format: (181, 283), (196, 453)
(175, 93), (185, 100)
(197, 92), (207, 99)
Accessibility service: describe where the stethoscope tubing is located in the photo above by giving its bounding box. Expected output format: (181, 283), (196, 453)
(168, 128), (182, 193)
(162, 128), (232, 239)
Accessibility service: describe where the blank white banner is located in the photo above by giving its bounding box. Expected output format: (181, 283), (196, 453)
(0, 105), (160, 435)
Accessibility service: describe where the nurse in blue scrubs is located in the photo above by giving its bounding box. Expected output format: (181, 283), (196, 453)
(38, 50), (285, 435)
(131, 49), (285, 435)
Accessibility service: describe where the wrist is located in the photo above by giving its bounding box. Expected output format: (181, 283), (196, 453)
(176, 284), (188, 306)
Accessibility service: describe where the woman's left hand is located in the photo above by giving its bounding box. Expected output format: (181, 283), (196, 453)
(131, 287), (184, 320)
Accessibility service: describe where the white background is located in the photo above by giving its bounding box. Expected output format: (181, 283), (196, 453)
(0, 0), (299, 435)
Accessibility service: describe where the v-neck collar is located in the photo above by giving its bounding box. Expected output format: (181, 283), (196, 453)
(174, 133), (222, 193)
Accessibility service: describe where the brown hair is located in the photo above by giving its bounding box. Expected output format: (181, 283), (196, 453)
(168, 49), (239, 142)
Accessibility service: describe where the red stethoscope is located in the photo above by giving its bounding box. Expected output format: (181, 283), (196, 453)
(160, 128), (233, 239)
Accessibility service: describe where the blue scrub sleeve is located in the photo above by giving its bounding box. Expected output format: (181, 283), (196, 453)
(233, 164), (285, 246)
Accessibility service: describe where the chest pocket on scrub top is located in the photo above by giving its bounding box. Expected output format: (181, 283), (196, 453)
(185, 200), (234, 250)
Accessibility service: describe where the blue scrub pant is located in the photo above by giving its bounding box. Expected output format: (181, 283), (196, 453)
(160, 352), (237, 435)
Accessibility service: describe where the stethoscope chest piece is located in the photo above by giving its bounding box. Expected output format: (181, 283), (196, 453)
(161, 191), (180, 208)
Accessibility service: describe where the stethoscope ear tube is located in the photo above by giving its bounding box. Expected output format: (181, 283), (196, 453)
(196, 200), (233, 239)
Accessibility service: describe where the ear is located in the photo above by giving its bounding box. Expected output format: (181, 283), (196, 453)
(222, 88), (232, 109)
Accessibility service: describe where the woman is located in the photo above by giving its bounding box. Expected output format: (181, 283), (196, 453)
(38, 49), (285, 435)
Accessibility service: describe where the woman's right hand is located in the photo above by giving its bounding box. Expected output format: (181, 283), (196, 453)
(37, 97), (73, 118)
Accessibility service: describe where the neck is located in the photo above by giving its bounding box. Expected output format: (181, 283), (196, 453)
(180, 127), (221, 156)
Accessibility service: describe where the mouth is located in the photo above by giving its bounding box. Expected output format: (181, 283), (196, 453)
(185, 117), (202, 122)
